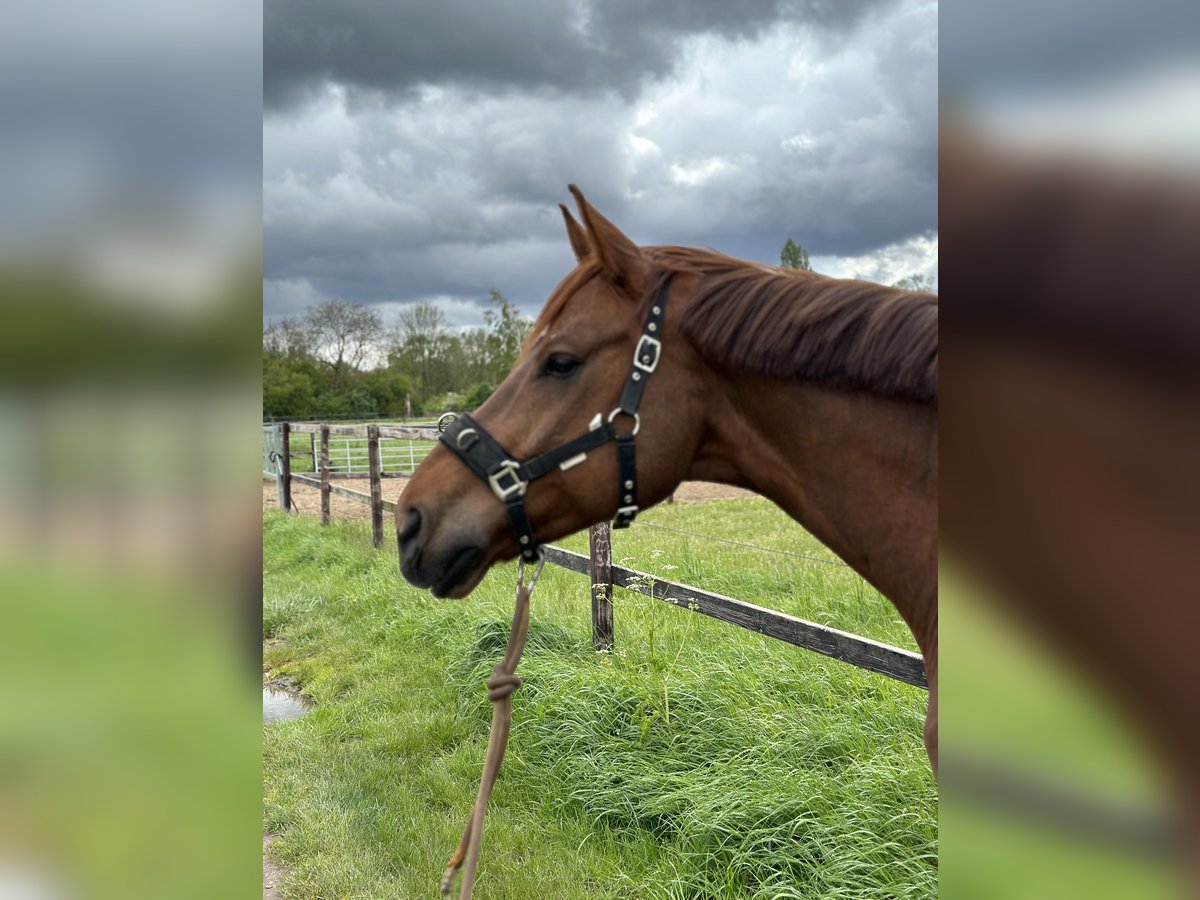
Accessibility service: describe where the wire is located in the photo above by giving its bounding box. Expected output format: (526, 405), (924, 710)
(632, 521), (851, 568)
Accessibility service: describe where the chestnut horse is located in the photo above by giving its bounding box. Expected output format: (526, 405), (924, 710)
(397, 186), (938, 771)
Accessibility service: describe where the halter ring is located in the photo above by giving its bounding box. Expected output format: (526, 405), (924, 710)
(607, 408), (640, 437)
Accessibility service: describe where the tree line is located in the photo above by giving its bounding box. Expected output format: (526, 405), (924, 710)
(263, 289), (532, 420)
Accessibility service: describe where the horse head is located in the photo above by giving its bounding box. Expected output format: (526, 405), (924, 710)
(396, 187), (707, 597)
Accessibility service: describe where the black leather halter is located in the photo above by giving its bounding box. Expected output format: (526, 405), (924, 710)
(439, 277), (671, 562)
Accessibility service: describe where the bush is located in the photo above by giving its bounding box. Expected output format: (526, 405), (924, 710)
(463, 382), (494, 410)
(423, 391), (463, 417)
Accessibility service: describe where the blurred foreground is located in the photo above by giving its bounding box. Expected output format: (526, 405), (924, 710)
(0, 0), (261, 896)
(2, 0), (1199, 895)
(940, 11), (1200, 890)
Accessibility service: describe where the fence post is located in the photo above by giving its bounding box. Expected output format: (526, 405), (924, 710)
(319, 425), (331, 525)
(270, 425), (284, 508)
(280, 423), (293, 513)
(589, 522), (614, 650)
(367, 424), (384, 548)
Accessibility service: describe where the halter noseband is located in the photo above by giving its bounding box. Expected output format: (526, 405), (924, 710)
(439, 277), (671, 561)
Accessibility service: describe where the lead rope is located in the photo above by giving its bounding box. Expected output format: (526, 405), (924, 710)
(440, 554), (544, 900)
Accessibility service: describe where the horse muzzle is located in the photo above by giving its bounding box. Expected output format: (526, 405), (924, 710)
(397, 503), (487, 598)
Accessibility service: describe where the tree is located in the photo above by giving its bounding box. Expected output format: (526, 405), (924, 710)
(780, 238), (811, 271)
(391, 302), (453, 404)
(262, 356), (318, 419)
(263, 289), (534, 419)
(263, 317), (316, 361)
(360, 367), (416, 417)
(483, 289), (532, 382)
(463, 382), (494, 410)
(396, 301), (450, 347)
(892, 273), (937, 294)
(454, 328), (494, 387)
(303, 298), (384, 390)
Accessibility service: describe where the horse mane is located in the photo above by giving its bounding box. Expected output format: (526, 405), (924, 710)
(524, 245), (938, 405)
(646, 245), (938, 405)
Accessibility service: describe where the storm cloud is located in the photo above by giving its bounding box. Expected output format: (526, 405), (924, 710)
(265, 0), (885, 110)
(265, 0), (938, 327)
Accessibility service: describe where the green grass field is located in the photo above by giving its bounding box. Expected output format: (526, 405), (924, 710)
(263, 500), (936, 899)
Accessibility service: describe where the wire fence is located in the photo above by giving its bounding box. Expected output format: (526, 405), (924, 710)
(634, 521), (852, 568)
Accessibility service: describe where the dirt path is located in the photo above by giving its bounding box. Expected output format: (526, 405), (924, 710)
(264, 835), (283, 900)
(263, 476), (758, 521)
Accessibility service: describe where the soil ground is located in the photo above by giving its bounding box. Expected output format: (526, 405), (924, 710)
(263, 835), (282, 900)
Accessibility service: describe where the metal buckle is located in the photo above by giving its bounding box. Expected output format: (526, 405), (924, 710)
(517, 550), (545, 592)
(607, 407), (640, 436)
(455, 427), (478, 450)
(633, 334), (662, 374)
(487, 460), (527, 502)
(614, 504), (638, 527)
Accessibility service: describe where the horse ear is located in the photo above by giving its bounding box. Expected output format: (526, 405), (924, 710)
(559, 203), (590, 262)
(568, 185), (647, 293)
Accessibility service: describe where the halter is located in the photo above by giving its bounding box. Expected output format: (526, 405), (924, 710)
(439, 277), (671, 560)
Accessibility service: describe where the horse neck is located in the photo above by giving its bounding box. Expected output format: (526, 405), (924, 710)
(690, 373), (938, 655)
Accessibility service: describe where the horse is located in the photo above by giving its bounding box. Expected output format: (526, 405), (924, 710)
(396, 187), (938, 775)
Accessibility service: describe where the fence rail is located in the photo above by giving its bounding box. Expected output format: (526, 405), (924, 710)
(542, 543), (926, 687)
(264, 423), (438, 480)
(265, 421), (928, 689)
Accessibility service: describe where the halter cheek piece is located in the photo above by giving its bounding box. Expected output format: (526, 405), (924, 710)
(439, 278), (671, 561)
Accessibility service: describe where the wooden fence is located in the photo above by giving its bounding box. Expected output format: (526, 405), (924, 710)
(263, 422), (436, 547)
(264, 421), (927, 690)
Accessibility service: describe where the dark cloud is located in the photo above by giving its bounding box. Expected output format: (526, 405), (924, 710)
(265, 0), (882, 109)
(264, 0), (937, 323)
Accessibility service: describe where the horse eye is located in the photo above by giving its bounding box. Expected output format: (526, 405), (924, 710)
(543, 354), (581, 379)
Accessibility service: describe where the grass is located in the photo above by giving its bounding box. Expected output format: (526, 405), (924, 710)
(263, 501), (936, 899)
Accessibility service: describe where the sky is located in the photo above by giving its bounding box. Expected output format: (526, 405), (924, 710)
(263, 0), (939, 330)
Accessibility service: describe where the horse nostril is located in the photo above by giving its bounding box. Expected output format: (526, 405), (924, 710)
(399, 506), (422, 544)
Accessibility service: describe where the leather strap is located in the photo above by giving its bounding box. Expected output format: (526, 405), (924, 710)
(612, 435), (638, 528)
(617, 282), (668, 415)
(441, 413), (542, 561)
(437, 277), (671, 556)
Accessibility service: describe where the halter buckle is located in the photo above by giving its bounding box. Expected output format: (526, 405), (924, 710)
(488, 460), (527, 502)
(633, 334), (662, 374)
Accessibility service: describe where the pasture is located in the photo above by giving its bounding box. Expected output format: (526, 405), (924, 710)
(263, 497), (937, 899)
